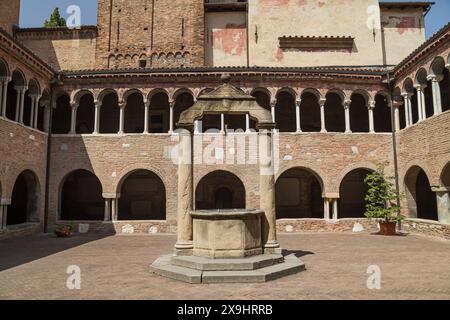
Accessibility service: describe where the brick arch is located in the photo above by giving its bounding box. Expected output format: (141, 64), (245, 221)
(11, 68), (26, 87)
(429, 55), (446, 76)
(172, 88), (194, 102)
(440, 161), (450, 188)
(96, 88), (118, 103)
(71, 89), (94, 105)
(147, 88), (170, 101)
(123, 88), (144, 102)
(300, 88), (322, 100)
(333, 162), (377, 194)
(0, 57), (10, 78)
(276, 166), (325, 195)
(326, 88), (346, 102)
(276, 87), (297, 99)
(8, 169), (41, 225)
(112, 164), (170, 195)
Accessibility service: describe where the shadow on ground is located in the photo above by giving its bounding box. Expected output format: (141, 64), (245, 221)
(282, 249), (314, 258)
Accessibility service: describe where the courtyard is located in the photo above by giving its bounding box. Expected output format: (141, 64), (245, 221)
(0, 231), (449, 300)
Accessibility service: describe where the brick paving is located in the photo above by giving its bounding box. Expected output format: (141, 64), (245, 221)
(0, 232), (449, 300)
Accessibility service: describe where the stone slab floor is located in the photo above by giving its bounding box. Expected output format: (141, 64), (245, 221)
(0, 232), (449, 300)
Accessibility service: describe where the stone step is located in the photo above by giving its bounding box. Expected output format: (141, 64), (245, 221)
(150, 254), (305, 284)
(171, 254), (285, 271)
(150, 255), (202, 284)
(201, 255), (306, 284)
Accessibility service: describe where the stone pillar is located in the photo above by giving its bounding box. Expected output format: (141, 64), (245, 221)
(402, 93), (412, 127)
(194, 120), (200, 134)
(319, 98), (327, 133)
(0, 199), (10, 229)
(169, 100), (175, 134)
(104, 198), (111, 221)
(111, 198), (119, 221)
(93, 100), (101, 134)
(29, 96), (35, 128)
(434, 187), (450, 225)
(14, 87), (21, 122)
(295, 99), (302, 133)
(332, 199), (338, 220)
(414, 84), (426, 121)
(118, 101), (125, 134)
(259, 128), (279, 252)
(18, 88), (26, 124)
(33, 97), (40, 129)
(428, 75), (443, 116)
(175, 128), (194, 254)
(324, 199), (330, 220)
(43, 103), (51, 133)
(270, 100), (276, 123)
(220, 113), (225, 134)
(245, 114), (250, 132)
(368, 101), (375, 133)
(70, 101), (78, 134)
(344, 100), (351, 133)
(1, 78), (9, 117)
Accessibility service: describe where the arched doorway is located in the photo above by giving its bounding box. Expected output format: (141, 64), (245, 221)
(53, 94), (71, 134)
(325, 92), (345, 132)
(276, 168), (323, 219)
(404, 166), (438, 221)
(118, 170), (166, 220)
(60, 170), (104, 220)
(8, 171), (40, 226)
(374, 94), (392, 133)
(338, 169), (372, 218)
(76, 94), (95, 134)
(300, 91), (321, 132)
(195, 171), (245, 210)
(100, 92), (120, 133)
(275, 91), (296, 132)
(350, 92), (369, 132)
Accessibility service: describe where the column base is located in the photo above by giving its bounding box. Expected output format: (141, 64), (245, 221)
(263, 240), (281, 254)
(174, 241), (194, 256)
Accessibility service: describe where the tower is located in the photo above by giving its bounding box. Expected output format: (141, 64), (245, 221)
(0, 0), (20, 34)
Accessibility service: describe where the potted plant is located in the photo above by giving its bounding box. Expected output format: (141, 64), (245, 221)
(55, 222), (75, 238)
(364, 163), (403, 236)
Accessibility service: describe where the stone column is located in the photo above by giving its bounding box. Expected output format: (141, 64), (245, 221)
(344, 100), (351, 133)
(104, 198), (111, 221)
(33, 97), (40, 129)
(0, 199), (9, 229)
(93, 100), (101, 134)
(1, 78), (9, 117)
(295, 99), (302, 133)
(14, 87), (21, 122)
(70, 102), (78, 134)
(434, 187), (450, 225)
(175, 128), (194, 254)
(368, 101), (375, 133)
(118, 101), (125, 134)
(18, 88), (26, 124)
(270, 100), (276, 123)
(194, 120), (200, 134)
(43, 103), (51, 133)
(169, 100), (175, 134)
(29, 96), (36, 128)
(428, 75), (443, 116)
(142, 98), (149, 134)
(259, 128), (279, 252)
(402, 93), (412, 127)
(246, 114), (250, 132)
(324, 199), (330, 220)
(220, 113), (225, 134)
(414, 84), (426, 121)
(111, 197), (120, 221)
(319, 98), (327, 133)
(332, 199), (338, 220)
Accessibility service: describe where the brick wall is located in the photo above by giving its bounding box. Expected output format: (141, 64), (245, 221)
(0, 0), (20, 35)
(95, 0), (204, 69)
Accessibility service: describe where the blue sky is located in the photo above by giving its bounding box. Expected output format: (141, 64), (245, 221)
(19, 0), (449, 38)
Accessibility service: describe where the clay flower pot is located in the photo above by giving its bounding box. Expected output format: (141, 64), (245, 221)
(55, 225), (74, 238)
(379, 221), (397, 236)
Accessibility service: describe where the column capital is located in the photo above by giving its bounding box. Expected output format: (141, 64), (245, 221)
(446, 64), (450, 71)
(70, 101), (79, 109)
(319, 98), (326, 107)
(368, 100), (376, 110)
(118, 100), (126, 109)
(413, 83), (426, 90)
(343, 100), (351, 109)
(0, 76), (11, 83)
(401, 92), (414, 98)
(14, 85), (27, 92)
(295, 98), (302, 107)
(103, 193), (121, 199)
(94, 99), (102, 107)
(169, 99), (175, 108)
(270, 99), (277, 108)
(392, 100), (403, 108)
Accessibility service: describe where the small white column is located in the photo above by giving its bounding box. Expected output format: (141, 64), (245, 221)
(332, 199), (338, 220)
(368, 101), (375, 133)
(29, 96), (35, 128)
(270, 100), (276, 122)
(33, 97), (40, 129)
(143, 99), (150, 134)
(295, 99), (302, 133)
(392, 101), (402, 132)
(118, 102), (125, 134)
(69, 101), (78, 134)
(245, 114), (250, 132)
(428, 75), (443, 116)
(18, 88), (26, 124)
(220, 113), (225, 134)
(344, 100), (351, 133)
(0, 205), (4, 230)
(104, 199), (111, 221)
(194, 120), (200, 134)
(319, 98), (327, 133)
(14, 87), (21, 122)
(1, 78), (9, 117)
(111, 198), (118, 221)
(324, 199), (330, 220)
(402, 93), (412, 127)
(414, 84), (426, 121)
(93, 100), (101, 134)
(169, 100), (175, 134)
(43, 103), (51, 133)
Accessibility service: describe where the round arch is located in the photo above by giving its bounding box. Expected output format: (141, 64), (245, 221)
(8, 170), (40, 226)
(275, 90), (296, 132)
(0, 58), (10, 78)
(118, 169), (166, 220)
(441, 162), (450, 187)
(338, 168), (373, 218)
(60, 169), (104, 220)
(276, 167), (324, 219)
(195, 170), (246, 210)
(350, 92), (369, 132)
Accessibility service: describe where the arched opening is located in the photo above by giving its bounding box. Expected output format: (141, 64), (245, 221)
(441, 163), (450, 188)
(424, 80), (434, 118)
(374, 94), (392, 132)
(404, 78), (419, 124)
(124, 92), (145, 133)
(275, 91), (296, 132)
(60, 170), (104, 220)
(118, 170), (166, 220)
(325, 92), (345, 132)
(76, 94), (95, 134)
(350, 92), (369, 132)
(22, 89), (32, 126)
(52, 94), (71, 134)
(6, 70), (26, 121)
(430, 56), (449, 113)
(149, 92), (170, 133)
(300, 91), (321, 132)
(37, 90), (50, 132)
(404, 166), (438, 221)
(251, 90), (271, 112)
(338, 169), (372, 218)
(174, 92), (194, 131)
(8, 171), (40, 226)
(23, 79), (40, 128)
(276, 168), (323, 219)
(195, 170), (245, 210)
(100, 92), (120, 133)
(442, 67), (450, 112)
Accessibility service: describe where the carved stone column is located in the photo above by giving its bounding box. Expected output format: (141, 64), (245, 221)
(319, 98), (327, 133)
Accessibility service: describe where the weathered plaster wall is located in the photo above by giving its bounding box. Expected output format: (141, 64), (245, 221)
(381, 8), (426, 65)
(205, 12), (247, 67)
(248, 0), (384, 67)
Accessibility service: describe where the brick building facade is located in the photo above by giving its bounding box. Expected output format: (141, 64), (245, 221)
(0, 0), (449, 240)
